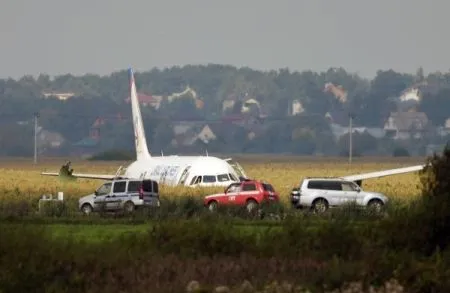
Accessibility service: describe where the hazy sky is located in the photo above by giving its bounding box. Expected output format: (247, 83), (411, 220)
(0, 0), (448, 79)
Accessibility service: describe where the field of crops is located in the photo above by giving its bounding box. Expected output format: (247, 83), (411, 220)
(1, 155), (450, 293)
(0, 155), (426, 205)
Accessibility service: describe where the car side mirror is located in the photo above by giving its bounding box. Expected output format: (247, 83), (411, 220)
(356, 187), (361, 192)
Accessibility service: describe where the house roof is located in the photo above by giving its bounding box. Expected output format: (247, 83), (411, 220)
(385, 112), (429, 131)
(125, 93), (161, 104)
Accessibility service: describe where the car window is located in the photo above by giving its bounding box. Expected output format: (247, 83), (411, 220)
(113, 181), (126, 193)
(142, 180), (153, 192)
(307, 180), (342, 191)
(341, 182), (356, 191)
(153, 181), (159, 193)
(203, 175), (216, 183)
(217, 174), (229, 182)
(323, 181), (342, 191)
(242, 183), (256, 191)
(307, 181), (323, 190)
(127, 181), (141, 193)
(96, 182), (111, 196)
(262, 183), (274, 192)
(226, 183), (241, 193)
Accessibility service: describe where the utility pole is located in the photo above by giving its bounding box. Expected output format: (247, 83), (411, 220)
(348, 113), (353, 165)
(34, 112), (39, 164)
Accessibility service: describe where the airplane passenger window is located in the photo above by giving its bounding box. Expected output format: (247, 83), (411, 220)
(202, 175), (216, 183)
(217, 174), (229, 182)
(96, 182), (111, 196)
(113, 181), (126, 193)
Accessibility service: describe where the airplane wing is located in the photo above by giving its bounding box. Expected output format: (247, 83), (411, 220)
(341, 164), (426, 183)
(41, 172), (116, 180)
(41, 161), (119, 181)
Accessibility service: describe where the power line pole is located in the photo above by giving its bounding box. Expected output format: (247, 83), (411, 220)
(34, 112), (39, 164)
(348, 113), (353, 165)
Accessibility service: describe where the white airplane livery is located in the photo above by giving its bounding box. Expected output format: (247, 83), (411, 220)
(41, 68), (248, 187)
(42, 68), (427, 188)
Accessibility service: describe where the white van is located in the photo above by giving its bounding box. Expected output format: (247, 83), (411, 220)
(79, 178), (160, 215)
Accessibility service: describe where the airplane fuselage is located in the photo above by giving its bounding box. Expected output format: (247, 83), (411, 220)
(125, 155), (242, 187)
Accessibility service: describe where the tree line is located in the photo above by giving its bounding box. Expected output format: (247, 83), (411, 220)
(1, 65), (450, 156)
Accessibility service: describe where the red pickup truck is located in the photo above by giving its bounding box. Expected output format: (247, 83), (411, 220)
(203, 179), (280, 212)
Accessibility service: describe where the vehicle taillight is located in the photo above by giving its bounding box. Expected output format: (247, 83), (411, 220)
(139, 185), (144, 199)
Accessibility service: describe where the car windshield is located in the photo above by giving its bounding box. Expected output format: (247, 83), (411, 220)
(96, 183), (111, 195)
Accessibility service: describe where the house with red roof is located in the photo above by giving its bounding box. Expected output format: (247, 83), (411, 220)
(125, 93), (163, 109)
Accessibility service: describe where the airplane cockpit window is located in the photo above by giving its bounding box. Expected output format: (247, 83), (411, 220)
(226, 159), (248, 179)
(193, 176), (202, 185)
(96, 182), (111, 196)
(228, 173), (237, 181)
(217, 174), (229, 182)
(202, 175), (216, 183)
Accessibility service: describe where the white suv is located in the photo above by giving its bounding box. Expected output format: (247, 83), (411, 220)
(290, 178), (388, 213)
(79, 178), (160, 215)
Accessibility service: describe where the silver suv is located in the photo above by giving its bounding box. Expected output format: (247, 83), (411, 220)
(290, 178), (388, 213)
(79, 178), (160, 215)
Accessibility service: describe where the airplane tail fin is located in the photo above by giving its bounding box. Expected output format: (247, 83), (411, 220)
(129, 68), (151, 160)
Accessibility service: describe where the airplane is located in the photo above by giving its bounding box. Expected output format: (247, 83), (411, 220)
(41, 68), (248, 187)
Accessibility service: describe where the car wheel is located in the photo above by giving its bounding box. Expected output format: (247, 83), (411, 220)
(312, 198), (328, 214)
(367, 199), (384, 213)
(81, 203), (93, 215)
(207, 200), (218, 212)
(246, 199), (258, 213)
(123, 201), (135, 214)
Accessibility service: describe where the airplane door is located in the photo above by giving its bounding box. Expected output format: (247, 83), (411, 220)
(178, 166), (191, 185)
(160, 166), (169, 185)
